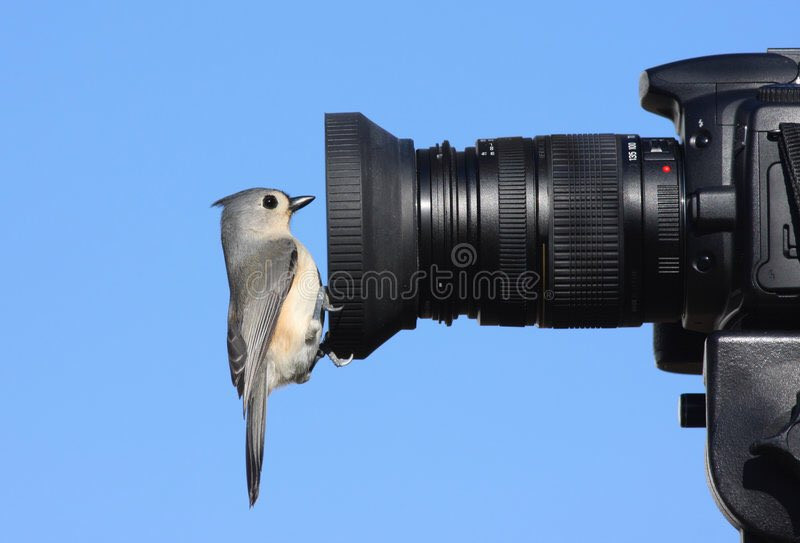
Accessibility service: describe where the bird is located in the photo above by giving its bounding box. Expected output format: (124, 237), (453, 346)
(213, 188), (352, 506)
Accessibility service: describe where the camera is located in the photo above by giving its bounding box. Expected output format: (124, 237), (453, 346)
(324, 49), (800, 541)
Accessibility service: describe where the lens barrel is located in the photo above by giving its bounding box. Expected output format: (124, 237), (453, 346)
(325, 113), (683, 358)
(416, 137), (539, 327)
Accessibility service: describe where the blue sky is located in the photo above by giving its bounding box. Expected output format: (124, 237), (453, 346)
(3, 1), (800, 541)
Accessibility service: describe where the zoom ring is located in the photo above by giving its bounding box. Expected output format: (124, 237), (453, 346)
(549, 134), (621, 327)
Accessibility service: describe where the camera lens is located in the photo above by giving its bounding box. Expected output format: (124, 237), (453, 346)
(325, 113), (683, 358)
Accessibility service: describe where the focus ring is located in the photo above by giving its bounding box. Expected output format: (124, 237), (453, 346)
(549, 134), (621, 327)
(496, 138), (529, 304)
(475, 138), (536, 326)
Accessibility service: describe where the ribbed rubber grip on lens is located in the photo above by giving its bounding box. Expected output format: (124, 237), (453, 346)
(325, 115), (365, 349)
(549, 134), (621, 327)
(324, 113), (418, 359)
(496, 139), (529, 303)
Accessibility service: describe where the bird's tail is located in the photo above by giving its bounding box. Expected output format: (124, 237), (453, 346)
(245, 369), (268, 507)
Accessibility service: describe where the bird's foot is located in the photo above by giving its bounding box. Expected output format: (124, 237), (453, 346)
(323, 301), (343, 312)
(322, 291), (343, 312)
(328, 351), (353, 368)
(319, 332), (354, 368)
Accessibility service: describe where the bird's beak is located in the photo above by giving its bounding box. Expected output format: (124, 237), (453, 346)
(288, 195), (315, 212)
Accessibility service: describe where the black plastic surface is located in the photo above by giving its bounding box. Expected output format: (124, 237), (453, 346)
(689, 186), (737, 235)
(751, 391), (800, 480)
(679, 393), (706, 428)
(324, 113), (418, 359)
(640, 53), (799, 130)
(324, 50), (800, 358)
(653, 322), (705, 374)
(706, 332), (800, 542)
(778, 123), (800, 250)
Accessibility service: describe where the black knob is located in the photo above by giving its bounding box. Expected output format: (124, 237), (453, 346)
(750, 391), (800, 478)
(689, 185), (737, 235)
(679, 393), (706, 428)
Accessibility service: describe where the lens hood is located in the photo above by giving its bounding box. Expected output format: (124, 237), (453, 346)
(324, 113), (418, 358)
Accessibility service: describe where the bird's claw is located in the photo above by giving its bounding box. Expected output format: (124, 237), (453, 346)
(322, 290), (343, 312)
(323, 300), (343, 312)
(318, 332), (354, 368)
(328, 351), (353, 367)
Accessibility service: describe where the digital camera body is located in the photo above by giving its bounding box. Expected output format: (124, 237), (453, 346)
(324, 49), (800, 541)
(642, 49), (800, 375)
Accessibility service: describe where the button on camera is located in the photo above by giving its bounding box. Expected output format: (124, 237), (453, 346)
(691, 130), (712, 148)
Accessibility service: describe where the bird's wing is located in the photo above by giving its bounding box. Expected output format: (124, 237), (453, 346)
(226, 237), (297, 506)
(226, 304), (248, 398)
(226, 238), (297, 397)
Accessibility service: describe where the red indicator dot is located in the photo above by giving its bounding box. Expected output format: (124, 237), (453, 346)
(662, 165), (672, 173)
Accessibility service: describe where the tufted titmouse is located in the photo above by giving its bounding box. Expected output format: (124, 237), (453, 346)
(213, 188), (351, 506)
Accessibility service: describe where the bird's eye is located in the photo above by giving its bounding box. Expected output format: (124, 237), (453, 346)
(262, 195), (279, 209)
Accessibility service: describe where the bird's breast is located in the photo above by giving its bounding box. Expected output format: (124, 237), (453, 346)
(268, 244), (322, 387)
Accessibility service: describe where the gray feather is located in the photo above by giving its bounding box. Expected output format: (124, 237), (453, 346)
(226, 306), (247, 397)
(234, 240), (297, 401)
(246, 366), (268, 507)
(224, 236), (297, 505)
